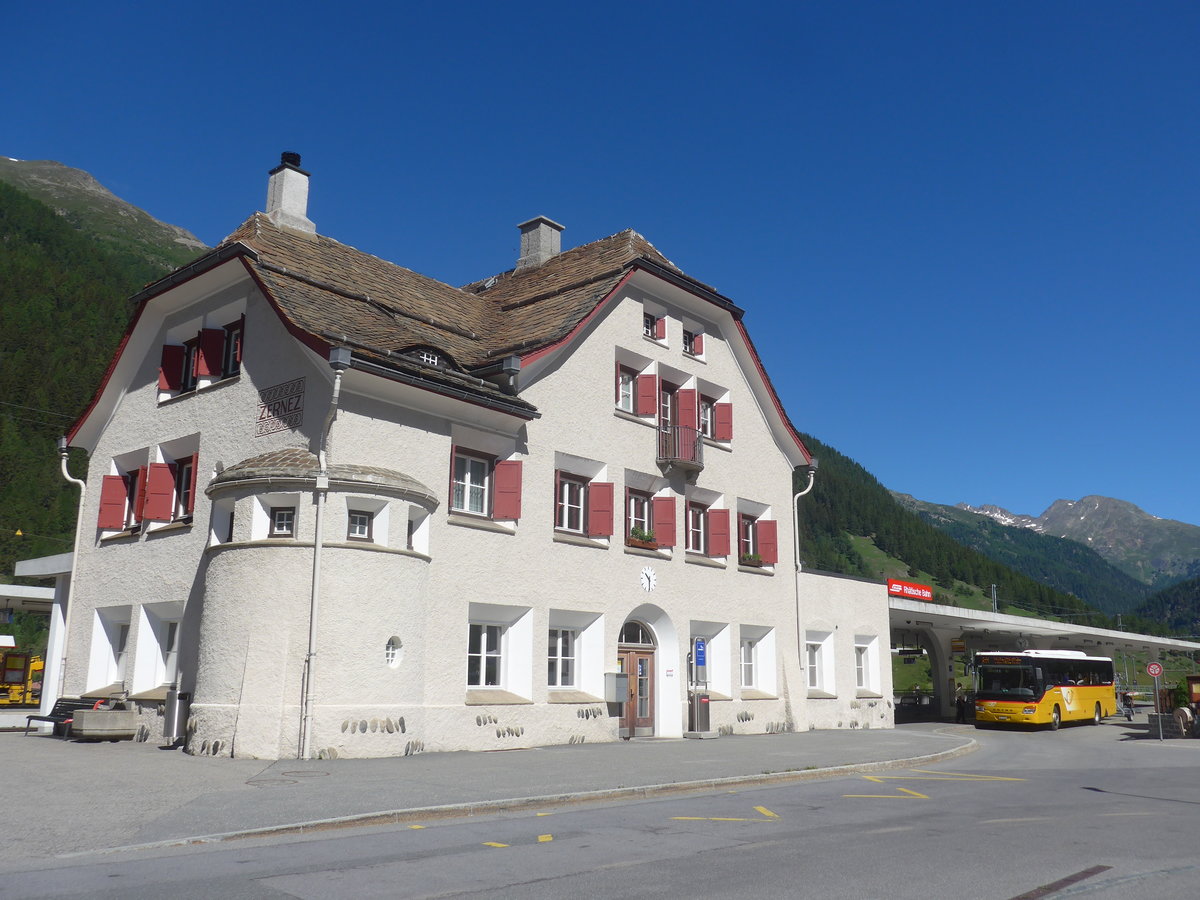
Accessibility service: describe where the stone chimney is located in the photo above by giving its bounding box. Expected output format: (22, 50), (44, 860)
(516, 216), (564, 269)
(266, 151), (315, 234)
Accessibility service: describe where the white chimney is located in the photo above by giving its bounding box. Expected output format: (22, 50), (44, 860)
(266, 152), (315, 234)
(516, 216), (564, 269)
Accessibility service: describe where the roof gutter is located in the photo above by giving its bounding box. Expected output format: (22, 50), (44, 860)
(630, 258), (745, 319)
(318, 335), (540, 420)
(127, 242), (259, 307)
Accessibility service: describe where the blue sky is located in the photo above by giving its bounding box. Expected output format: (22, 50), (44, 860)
(6, 2), (1199, 524)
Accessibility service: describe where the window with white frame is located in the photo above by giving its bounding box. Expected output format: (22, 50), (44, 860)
(740, 625), (776, 696)
(553, 456), (612, 539)
(452, 451), (490, 516)
(158, 311), (246, 399)
(547, 628), (577, 688)
(270, 506), (296, 538)
(555, 474), (586, 533)
(741, 638), (756, 687)
(467, 623), (503, 687)
(347, 509), (373, 541)
(643, 311), (665, 340)
(450, 447), (522, 521)
(466, 602), (532, 696)
(87, 608), (132, 692)
(627, 489), (651, 540)
(805, 630), (835, 696)
(855, 634), (881, 694)
(616, 366), (637, 413)
(548, 610), (603, 697)
(737, 508), (778, 566)
(686, 502), (708, 554)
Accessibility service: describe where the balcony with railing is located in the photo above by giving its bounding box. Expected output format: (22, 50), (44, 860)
(657, 425), (704, 479)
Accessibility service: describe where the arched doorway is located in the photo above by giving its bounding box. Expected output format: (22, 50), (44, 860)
(618, 620), (656, 738)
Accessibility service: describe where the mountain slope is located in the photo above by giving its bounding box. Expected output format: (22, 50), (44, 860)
(895, 494), (1150, 614)
(962, 496), (1200, 589)
(793, 434), (1107, 624)
(0, 157), (205, 272)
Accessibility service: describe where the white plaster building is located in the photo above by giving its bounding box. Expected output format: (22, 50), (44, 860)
(57, 154), (892, 758)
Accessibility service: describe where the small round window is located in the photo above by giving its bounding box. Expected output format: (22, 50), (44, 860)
(384, 636), (403, 668)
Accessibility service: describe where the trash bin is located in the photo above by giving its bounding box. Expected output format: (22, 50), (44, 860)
(688, 690), (710, 732)
(163, 684), (191, 745)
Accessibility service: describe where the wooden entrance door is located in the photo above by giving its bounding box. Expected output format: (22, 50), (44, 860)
(617, 649), (655, 737)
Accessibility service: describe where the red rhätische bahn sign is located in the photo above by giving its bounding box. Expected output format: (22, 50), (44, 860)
(887, 579), (934, 602)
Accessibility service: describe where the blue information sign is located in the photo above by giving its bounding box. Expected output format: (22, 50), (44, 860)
(694, 638), (707, 667)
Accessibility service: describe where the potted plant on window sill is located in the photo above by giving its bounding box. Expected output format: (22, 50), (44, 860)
(627, 527), (658, 550)
(739, 553), (763, 568)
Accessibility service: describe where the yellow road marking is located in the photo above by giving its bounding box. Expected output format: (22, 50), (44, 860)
(408, 825), (424, 830)
(538, 834), (553, 843)
(536, 812), (552, 816)
(844, 787), (930, 799)
(981, 817), (1050, 824)
(754, 806), (779, 818)
(483, 842), (508, 848)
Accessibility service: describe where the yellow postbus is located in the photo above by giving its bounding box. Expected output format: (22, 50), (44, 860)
(973, 650), (1116, 730)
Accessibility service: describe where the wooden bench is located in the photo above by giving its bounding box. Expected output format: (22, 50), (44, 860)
(23, 697), (97, 738)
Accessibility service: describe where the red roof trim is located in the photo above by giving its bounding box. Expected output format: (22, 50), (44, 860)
(66, 300), (149, 446)
(733, 318), (812, 463)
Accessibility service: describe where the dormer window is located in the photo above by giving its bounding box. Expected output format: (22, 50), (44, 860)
(414, 349), (441, 366)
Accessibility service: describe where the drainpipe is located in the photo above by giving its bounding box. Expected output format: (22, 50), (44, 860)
(792, 459), (819, 694)
(54, 437), (87, 702)
(299, 347), (353, 760)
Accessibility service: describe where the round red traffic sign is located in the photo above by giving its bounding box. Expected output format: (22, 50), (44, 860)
(1147, 662), (1164, 678)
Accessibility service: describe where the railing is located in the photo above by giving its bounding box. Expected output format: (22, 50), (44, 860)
(657, 425), (703, 470)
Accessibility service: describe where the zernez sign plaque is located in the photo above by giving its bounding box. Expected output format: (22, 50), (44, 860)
(257, 377), (306, 436)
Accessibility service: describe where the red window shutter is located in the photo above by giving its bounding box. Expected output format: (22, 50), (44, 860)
(492, 460), (522, 520)
(677, 389), (698, 431)
(758, 519), (779, 564)
(693, 333), (704, 355)
(635, 374), (657, 416)
(587, 482), (614, 537)
(143, 463), (175, 521)
(98, 475), (129, 529)
(133, 466), (150, 522)
(708, 508), (731, 557)
(197, 329), (225, 376)
(714, 402), (733, 441)
(158, 345), (185, 391)
(187, 452), (199, 514)
(654, 317), (666, 340)
(652, 496), (676, 547)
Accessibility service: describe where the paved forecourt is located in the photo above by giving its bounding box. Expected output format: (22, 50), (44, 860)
(2, 724), (974, 864)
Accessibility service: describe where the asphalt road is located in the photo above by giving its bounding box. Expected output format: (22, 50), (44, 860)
(6, 719), (1200, 899)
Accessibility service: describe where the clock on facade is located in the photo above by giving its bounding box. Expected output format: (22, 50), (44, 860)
(640, 566), (657, 592)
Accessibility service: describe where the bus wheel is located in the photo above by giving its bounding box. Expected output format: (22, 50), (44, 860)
(1092, 703), (1102, 725)
(1050, 706), (1061, 731)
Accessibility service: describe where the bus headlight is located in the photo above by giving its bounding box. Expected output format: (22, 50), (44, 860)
(1023, 707), (1036, 715)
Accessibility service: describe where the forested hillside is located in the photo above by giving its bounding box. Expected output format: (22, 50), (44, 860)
(792, 432), (1164, 631)
(1135, 576), (1200, 634)
(0, 181), (172, 576)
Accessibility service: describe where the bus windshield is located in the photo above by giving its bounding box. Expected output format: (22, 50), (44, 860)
(976, 664), (1041, 701)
